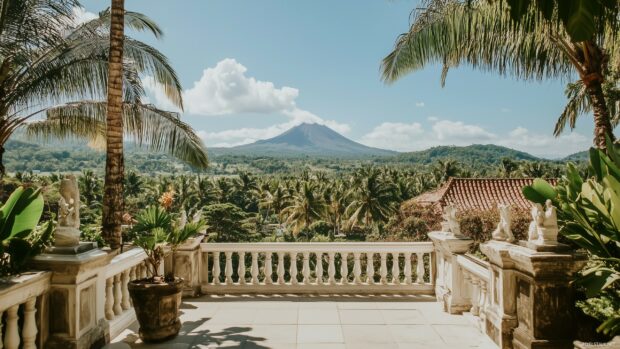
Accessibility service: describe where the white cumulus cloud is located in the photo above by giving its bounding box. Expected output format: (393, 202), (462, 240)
(416, 102), (425, 107)
(71, 7), (97, 26)
(143, 59), (350, 147)
(360, 119), (591, 158)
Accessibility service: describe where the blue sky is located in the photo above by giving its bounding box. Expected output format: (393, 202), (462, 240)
(79, 0), (594, 158)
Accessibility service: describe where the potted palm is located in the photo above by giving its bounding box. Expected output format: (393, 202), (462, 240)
(128, 206), (205, 342)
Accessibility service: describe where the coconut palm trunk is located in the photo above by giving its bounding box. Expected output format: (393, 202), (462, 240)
(580, 41), (615, 148)
(102, 0), (125, 249)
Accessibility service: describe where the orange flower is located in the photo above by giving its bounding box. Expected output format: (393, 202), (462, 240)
(159, 190), (175, 210)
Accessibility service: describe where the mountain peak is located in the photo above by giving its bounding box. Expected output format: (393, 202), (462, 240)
(213, 123), (397, 158)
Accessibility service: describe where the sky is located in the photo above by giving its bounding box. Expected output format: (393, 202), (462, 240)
(79, 0), (595, 158)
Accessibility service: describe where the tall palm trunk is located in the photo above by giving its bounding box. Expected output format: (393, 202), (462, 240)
(581, 40), (615, 150)
(102, 0), (125, 249)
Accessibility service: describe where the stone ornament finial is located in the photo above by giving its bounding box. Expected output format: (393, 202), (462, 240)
(527, 200), (559, 246)
(441, 204), (462, 237)
(55, 174), (81, 247)
(492, 203), (515, 242)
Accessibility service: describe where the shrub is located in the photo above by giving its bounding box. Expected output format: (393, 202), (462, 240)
(385, 201), (442, 241)
(458, 207), (529, 253)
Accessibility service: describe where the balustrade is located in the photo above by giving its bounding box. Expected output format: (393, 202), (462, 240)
(0, 272), (50, 349)
(201, 242), (434, 294)
(456, 254), (490, 330)
(103, 248), (149, 339)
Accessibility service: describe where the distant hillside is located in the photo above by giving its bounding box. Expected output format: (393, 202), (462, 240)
(210, 123), (397, 158)
(563, 150), (589, 162)
(396, 144), (540, 165)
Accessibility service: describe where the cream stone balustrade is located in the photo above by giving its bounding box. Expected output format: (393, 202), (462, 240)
(457, 254), (491, 331)
(200, 242), (434, 294)
(103, 248), (150, 340)
(0, 271), (51, 349)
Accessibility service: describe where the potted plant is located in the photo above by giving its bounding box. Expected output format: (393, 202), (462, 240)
(128, 205), (205, 342)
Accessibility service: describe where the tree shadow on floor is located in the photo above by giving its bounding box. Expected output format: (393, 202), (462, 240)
(114, 317), (269, 348)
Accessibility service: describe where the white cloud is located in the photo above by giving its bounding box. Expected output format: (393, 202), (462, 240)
(150, 59), (350, 146)
(360, 122), (425, 151)
(432, 120), (496, 142)
(416, 102), (425, 107)
(72, 7), (97, 26)
(360, 119), (591, 158)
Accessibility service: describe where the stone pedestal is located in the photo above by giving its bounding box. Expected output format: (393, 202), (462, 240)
(169, 234), (205, 297)
(31, 248), (112, 349)
(429, 231), (473, 314)
(481, 241), (586, 349)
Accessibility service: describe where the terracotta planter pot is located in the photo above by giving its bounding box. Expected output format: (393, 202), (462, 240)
(128, 278), (183, 342)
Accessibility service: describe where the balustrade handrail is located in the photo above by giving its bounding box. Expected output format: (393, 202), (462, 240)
(104, 247), (147, 279)
(201, 241), (434, 253)
(456, 254), (490, 282)
(0, 271), (51, 312)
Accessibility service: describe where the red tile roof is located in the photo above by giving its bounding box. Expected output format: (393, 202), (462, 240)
(413, 178), (558, 211)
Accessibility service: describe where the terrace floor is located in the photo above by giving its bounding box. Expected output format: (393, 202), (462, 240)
(105, 295), (497, 349)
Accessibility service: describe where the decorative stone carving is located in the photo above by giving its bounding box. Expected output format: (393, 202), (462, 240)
(492, 204), (515, 242)
(441, 204), (462, 237)
(55, 175), (81, 247)
(527, 200), (559, 246)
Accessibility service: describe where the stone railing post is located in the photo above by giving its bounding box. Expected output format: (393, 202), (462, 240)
(31, 248), (110, 349)
(172, 233), (205, 297)
(429, 231), (473, 314)
(481, 240), (586, 349)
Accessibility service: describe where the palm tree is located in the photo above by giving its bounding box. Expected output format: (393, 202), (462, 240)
(346, 168), (397, 228)
(382, 0), (619, 149)
(0, 3), (207, 178)
(432, 159), (460, 184)
(323, 182), (348, 239)
(283, 182), (326, 236)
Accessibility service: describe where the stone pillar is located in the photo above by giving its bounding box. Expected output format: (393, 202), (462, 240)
(481, 240), (519, 349)
(429, 231), (474, 314)
(481, 241), (586, 349)
(31, 248), (111, 349)
(172, 234), (205, 297)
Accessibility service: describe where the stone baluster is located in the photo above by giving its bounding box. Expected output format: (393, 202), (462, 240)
(403, 252), (412, 285)
(105, 277), (114, 320)
(225, 251), (233, 284)
(212, 251), (221, 285)
(121, 269), (131, 310)
(251, 252), (259, 284)
(238, 251), (246, 285)
(470, 276), (480, 316)
(391, 253), (400, 284)
(22, 298), (37, 349)
(264, 252), (273, 284)
(416, 253), (425, 284)
(141, 262), (148, 279)
(302, 252), (311, 284)
(327, 252), (336, 285)
(315, 252), (323, 285)
(277, 252), (286, 284)
(479, 280), (488, 316)
(353, 252), (362, 284)
(340, 252), (349, 284)
(380, 253), (388, 285)
(4, 305), (20, 349)
(290, 252), (298, 285)
(130, 265), (137, 282)
(366, 253), (375, 284)
(113, 274), (123, 316)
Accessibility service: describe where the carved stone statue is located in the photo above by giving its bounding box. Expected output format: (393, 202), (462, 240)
(528, 200), (559, 246)
(492, 204), (515, 242)
(441, 204), (462, 237)
(55, 175), (81, 247)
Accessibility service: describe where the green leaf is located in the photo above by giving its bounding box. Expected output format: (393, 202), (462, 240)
(563, 0), (600, 42)
(523, 185), (547, 204)
(532, 178), (557, 200)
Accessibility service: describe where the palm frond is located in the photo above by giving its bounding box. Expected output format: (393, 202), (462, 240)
(26, 101), (208, 169)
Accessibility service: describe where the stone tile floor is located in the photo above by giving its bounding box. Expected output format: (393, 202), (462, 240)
(106, 295), (497, 349)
